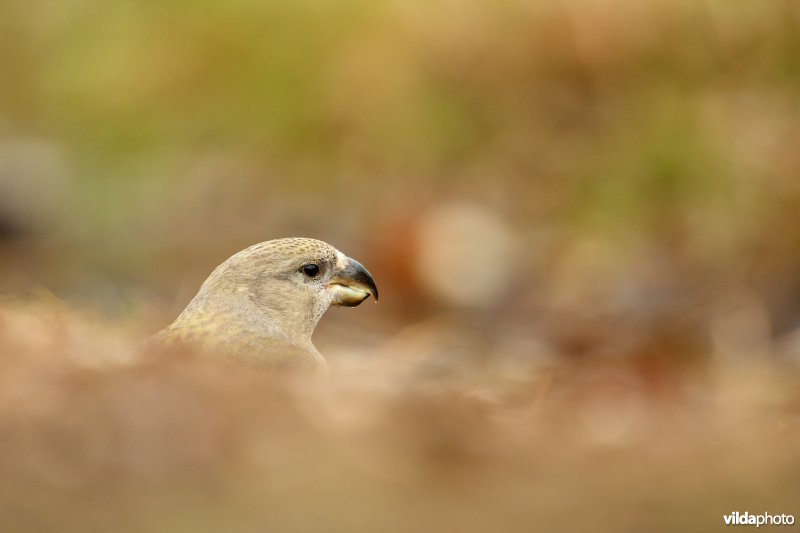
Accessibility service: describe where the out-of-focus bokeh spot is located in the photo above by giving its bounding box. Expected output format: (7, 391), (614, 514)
(0, 139), (68, 235)
(415, 202), (514, 307)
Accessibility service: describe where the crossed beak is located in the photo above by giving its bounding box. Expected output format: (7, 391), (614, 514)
(328, 257), (379, 307)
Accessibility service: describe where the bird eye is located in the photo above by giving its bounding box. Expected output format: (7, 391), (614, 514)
(301, 263), (320, 278)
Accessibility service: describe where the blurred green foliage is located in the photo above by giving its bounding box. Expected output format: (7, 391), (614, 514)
(1, 0), (799, 331)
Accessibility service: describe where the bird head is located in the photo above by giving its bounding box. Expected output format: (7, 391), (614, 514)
(193, 238), (378, 345)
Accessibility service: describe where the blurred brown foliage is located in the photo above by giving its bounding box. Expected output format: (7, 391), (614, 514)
(0, 298), (799, 532)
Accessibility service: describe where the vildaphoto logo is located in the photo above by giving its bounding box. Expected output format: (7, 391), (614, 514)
(723, 512), (795, 527)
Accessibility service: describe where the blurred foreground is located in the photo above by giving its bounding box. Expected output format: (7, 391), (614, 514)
(0, 297), (798, 533)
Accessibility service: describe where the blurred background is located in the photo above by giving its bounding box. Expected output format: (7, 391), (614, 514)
(2, 0), (800, 365)
(1, 0), (800, 531)
(2, 0), (800, 360)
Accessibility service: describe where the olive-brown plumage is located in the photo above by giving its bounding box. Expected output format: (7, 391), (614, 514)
(156, 238), (378, 373)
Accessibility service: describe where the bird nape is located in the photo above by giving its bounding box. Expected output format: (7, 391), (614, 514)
(155, 238), (378, 374)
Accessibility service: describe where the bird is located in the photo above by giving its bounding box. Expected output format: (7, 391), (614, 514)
(156, 238), (378, 373)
